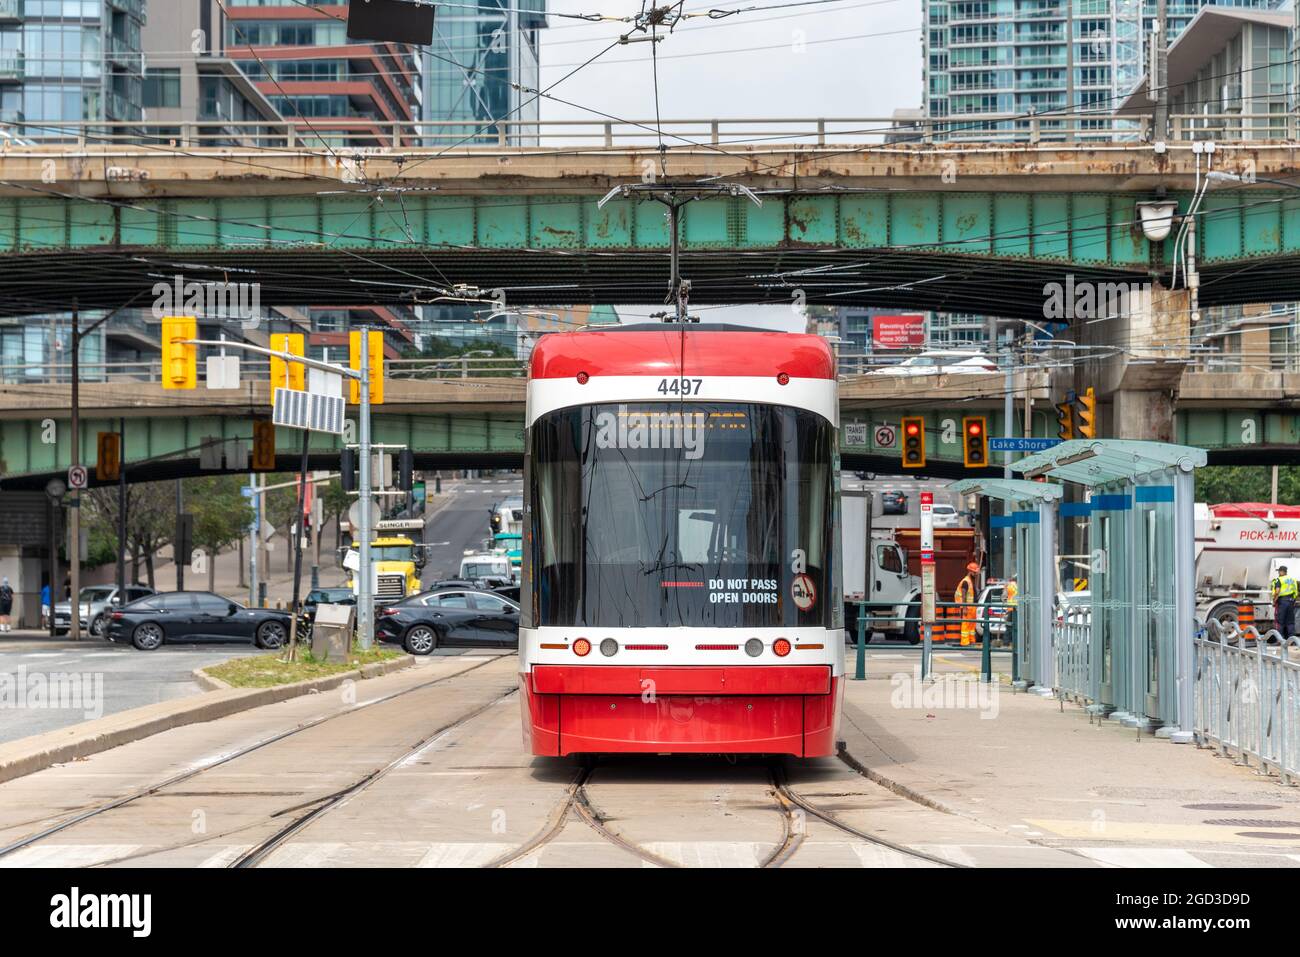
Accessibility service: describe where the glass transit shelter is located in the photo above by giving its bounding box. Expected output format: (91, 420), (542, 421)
(1012, 440), (1206, 740)
(948, 478), (1061, 690)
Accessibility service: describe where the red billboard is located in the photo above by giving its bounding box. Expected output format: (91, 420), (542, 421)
(872, 314), (926, 350)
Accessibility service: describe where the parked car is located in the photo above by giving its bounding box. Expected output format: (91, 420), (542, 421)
(870, 351), (999, 376)
(376, 587), (520, 655)
(881, 491), (908, 515)
(493, 584), (521, 604)
(54, 584), (156, 638)
(107, 591), (293, 651)
(931, 503), (962, 528)
(304, 587), (355, 618)
(975, 582), (1008, 639)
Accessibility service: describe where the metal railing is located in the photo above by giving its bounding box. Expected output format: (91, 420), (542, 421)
(1052, 605), (1092, 705)
(1195, 620), (1300, 785)
(2, 113), (1299, 150)
(0, 355), (526, 386)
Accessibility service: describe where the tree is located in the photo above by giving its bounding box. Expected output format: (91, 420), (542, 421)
(1196, 466), (1300, 505)
(187, 476), (254, 592)
(84, 481), (173, 588)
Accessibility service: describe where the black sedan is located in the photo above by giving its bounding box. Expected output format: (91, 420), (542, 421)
(376, 588), (520, 655)
(108, 591), (293, 651)
(881, 491), (908, 515)
(305, 587), (355, 617)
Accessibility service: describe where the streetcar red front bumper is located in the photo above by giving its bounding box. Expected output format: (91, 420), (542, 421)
(519, 666), (842, 757)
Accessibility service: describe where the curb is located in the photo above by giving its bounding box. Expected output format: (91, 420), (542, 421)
(0, 655), (415, 787)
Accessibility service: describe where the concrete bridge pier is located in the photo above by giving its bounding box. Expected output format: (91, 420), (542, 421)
(1076, 280), (1191, 444)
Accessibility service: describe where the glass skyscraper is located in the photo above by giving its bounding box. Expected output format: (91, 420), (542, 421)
(422, 0), (547, 145)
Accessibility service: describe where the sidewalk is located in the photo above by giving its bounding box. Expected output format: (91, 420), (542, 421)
(840, 655), (1300, 859)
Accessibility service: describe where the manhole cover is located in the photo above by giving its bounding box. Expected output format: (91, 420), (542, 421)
(1235, 831), (1300, 840)
(1205, 819), (1300, 828)
(1184, 803), (1281, 811)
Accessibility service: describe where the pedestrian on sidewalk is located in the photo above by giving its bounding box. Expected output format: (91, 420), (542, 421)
(40, 582), (50, 629)
(0, 577), (13, 632)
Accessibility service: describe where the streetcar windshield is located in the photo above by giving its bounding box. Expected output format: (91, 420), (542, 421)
(528, 402), (838, 628)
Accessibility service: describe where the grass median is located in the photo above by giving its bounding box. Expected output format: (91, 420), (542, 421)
(203, 644), (405, 689)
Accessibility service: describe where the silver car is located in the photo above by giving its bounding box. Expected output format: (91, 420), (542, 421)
(53, 585), (156, 638)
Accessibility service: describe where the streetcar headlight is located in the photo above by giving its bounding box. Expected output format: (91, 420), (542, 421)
(600, 638), (618, 657)
(773, 638), (791, 657)
(573, 638), (592, 657)
(745, 638), (763, 657)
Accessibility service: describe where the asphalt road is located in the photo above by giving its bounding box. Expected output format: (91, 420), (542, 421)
(841, 472), (973, 531)
(0, 643), (254, 744)
(422, 474), (522, 582)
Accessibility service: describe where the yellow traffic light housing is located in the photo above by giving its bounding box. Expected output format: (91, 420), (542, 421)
(962, 416), (988, 469)
(161, 316), (197, 389)
(349, 330), (385, 405)
(251, 420), (277, 472)
(1055, 400), (1075, 440)
(1077, 387), (1097, 439)
(901, 416), (926, 469)
(269, 333), (306, 392)
(96, 431), (121, 482)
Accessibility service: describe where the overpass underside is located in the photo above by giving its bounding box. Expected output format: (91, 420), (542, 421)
(7, 188), (1292, 317)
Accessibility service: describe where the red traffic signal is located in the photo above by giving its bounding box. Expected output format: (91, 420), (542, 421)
(962, 416), (988, 469)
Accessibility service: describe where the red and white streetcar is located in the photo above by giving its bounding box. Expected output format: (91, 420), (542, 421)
(519, 324), (844, 757)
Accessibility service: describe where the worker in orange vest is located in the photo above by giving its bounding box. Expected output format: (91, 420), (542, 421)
(955, 561), (980, 646)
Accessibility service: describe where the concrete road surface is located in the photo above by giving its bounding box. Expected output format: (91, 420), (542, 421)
(0, 644), (252, 744)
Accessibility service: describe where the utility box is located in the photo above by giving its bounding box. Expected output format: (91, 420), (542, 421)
(312, 603), (355, 662)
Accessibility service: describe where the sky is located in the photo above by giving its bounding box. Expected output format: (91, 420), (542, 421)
(533, 0), (923, 330)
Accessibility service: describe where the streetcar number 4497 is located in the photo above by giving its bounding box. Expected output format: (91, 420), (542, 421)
(657, 378), (703, 396)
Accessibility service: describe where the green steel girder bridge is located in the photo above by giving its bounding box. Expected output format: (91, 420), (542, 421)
(2, 394), (1297, 491)
(2, 189), (1298, 318)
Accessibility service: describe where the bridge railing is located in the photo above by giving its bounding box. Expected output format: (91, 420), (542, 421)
(3, 113), (1295, 149)
(1195, 620), (1300, 785)
(0, 355), (526, 385)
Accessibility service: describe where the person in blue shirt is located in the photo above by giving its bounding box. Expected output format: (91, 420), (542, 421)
(40, 583), (51, 630)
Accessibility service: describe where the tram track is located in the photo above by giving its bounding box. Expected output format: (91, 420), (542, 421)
(0, 655), (512, 864)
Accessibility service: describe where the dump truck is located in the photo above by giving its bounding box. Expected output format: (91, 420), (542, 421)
(1195, 502), (1300, 631)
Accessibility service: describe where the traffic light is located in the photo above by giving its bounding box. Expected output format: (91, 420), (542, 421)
(901, 416), (926, 469)
(269, 333), (306, 392)
(251, 420), (277, 471)
(1077, 387), (1097, 439)
(962, 416), (988, 469)
(397, 449), (415, 491)
(96, 432), (120, 482)
(340, 448), (357, 493)
(349, 330), (385, 405)
(1055, 399), (1075, 440)
(160, 316), (197, 389)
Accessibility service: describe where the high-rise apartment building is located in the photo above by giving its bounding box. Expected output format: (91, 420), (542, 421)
(223, 0), (423, 147)
(923, 0), (1285, 142)
(0, 0), (146, 131)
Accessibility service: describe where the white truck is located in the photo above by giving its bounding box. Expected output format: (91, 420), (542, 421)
(842, 490), (923, 644)
(1195, 502), (1300, 630)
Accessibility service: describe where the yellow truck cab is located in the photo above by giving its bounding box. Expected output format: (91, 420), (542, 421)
(345, 520), (426, 604)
